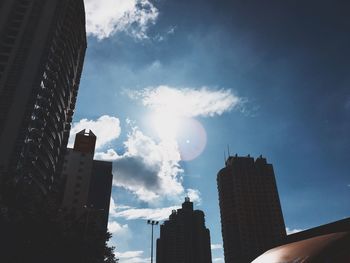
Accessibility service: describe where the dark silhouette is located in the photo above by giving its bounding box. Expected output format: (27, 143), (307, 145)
(251, 217), (350, 262)
(217, 155), (286, 263)
(284, 217), (350, 244)
(253, 232), (350, 263)
(0, 206), (117, 263)
(156, 197), (212, 263)
(60, 129), (113, 238)
(0, 1), (117, 262)
(0, 0), (86, 211)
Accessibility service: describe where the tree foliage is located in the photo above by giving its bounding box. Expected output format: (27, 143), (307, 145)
(0, 183), (118, 263)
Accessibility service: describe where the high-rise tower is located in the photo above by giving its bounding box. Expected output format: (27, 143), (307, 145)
(0, 0), (86, 200)
(156, 198), (212, 263)
(217, 155), (286, 263)
(61, 130), (113, 232)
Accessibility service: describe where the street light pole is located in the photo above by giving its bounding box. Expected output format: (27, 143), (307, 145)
(147, 220), (159, 263)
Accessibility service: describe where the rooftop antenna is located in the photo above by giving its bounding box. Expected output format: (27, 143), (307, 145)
(224, 150), (226, 164)
(227, 145), (231, 157)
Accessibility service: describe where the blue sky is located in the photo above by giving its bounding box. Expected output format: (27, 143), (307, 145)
(71, 0), (350, 262)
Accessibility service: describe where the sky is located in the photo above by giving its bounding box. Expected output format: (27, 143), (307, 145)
(70, 0), (350, 262)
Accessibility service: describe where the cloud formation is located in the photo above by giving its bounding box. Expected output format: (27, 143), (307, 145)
(95, 149), (120, 161)
(110, 197), (133, 214)
(109, 197), (133, 217)
(84, 0), (158, 39)
(286, 227), (303, 235)
(113, 205), (180, 221)
(116, 251), (144, 258)
(109, 194), (203, 222)
(108, 220), (129, 234)
(116, 251), (149, 263)
(186, 188), (201, 204)
(98, 126), (184, 202)
(129, 86), (242, 117)
(211, 244), (223, 250)
(68, 115), (121, 150)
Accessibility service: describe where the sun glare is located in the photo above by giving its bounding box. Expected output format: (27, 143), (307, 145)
(150, 111), (207, 161)
(151, 111), (181, 140)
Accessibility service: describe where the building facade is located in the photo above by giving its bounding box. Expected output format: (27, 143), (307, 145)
(217, 155), (286, 263)
(61, 130), (113, 232)
(156, 198), (212, 263)
(0, 0), (86, 201)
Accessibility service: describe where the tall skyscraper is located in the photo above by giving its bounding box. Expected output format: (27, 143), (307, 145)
(61, 129), (113, 232)
(156, 197), (212, 263)
(217, 155), (286, 263)
(0, 0), (86, 201)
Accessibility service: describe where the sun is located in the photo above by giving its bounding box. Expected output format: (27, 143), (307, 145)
(151, 111), (181, 140)
(150, 111), (207, 161)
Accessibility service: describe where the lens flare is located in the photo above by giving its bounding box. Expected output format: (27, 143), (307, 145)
(150, 110), (207, 161)
(177, 118), (207, 161)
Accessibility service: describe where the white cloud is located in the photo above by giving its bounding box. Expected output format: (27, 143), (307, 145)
(68, 115), (121, 150)
(109, 197), (118, 217)
(115, 251), (150, 263)
(109, 197), (133, 217)
(108, 126), (184, 202)
(84, 0), (158, 40)
(154, 26), (177, 42)
(95, 149), (120, 161)
(186, 188), (201, 205)
(116, 250), (144, 258)
(286, 227), (303, 235)
(211, 244), (223, 250)
(101, 87), (241, 203)
(119, 257), (150, 263)
(167, 26), (176, 35)
(108, 220), (129, 234)
(114, 205), (180, 221)
(108, 198), (130, 234)
(213, 258), (225, 262)
(129, 86), (242, 118)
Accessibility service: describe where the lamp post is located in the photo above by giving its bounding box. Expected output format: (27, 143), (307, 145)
(147, 220), (159, 263)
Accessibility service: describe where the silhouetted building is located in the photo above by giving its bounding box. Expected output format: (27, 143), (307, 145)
(88, 160), (113, 230)
(156, 197), (212, 263)
(61, 130), (113, 232)
(217, 155), (286, 263)
(0, 0), (86, 201)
